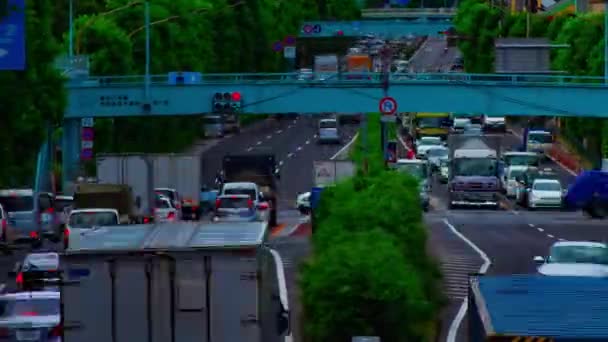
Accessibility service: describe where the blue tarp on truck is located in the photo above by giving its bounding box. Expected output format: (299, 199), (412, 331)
(469, 274), (608, 341)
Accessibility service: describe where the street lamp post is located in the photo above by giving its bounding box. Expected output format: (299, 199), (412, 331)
(69, 0), (73, 57)
(144, 0), (150, 100)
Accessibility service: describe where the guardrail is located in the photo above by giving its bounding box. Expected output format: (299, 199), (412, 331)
(65, 72), (608, 88)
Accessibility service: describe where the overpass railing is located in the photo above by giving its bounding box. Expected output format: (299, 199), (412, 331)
(66, 72), (608, 88)
(361, 7), (456, 17)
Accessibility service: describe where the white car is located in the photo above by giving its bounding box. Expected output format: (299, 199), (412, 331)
(296, 192), (311, 214)
(527, 178), (564, 209)
(426, 146), (448, 171)
(154, 195), (180, 222)
(65, 208), (121, 249)
(535, 241), (608, 277)
(0, 291), (61, 341)
(416, 136), (443, 159)
(503, 165), (528, 198)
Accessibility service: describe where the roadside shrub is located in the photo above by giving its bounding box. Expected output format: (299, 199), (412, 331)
(300, 229), (436, 342)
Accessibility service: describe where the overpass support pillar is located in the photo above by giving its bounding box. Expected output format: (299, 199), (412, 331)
(62, 118), (81, 191)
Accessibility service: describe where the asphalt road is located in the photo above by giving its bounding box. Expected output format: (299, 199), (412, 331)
(408, 36), (458, 72)
(424, 130), (598, 342)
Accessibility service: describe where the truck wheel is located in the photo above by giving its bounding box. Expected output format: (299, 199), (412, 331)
(587, 199), (607, 219)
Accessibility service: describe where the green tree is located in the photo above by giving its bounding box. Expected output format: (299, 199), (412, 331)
(0, 0), (66, 186)
(300, 229), (435, 342)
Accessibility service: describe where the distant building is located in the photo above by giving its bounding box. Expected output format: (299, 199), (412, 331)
(494, 38), (568, 74)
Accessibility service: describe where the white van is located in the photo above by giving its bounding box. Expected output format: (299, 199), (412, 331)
(317, 118), (340, 144)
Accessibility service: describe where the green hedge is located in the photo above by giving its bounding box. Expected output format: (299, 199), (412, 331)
(454, 0), (605, 164)
(300, 114), (445, 341)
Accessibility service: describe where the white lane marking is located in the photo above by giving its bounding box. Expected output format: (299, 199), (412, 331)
(511, 210), (519, 215)
(297, 146), (302, 151)
(288, 125), (292, 128)
(246, 147), (253, 152)
(313, 134), (318, 138)
(266, 135), (272, 139)
(529, 223), (535, 227)
(277, 129), (283, 134)
(547, 234), (555, 238)
(287, 152), (294, 158)
(443, 219), (491, 342)
(256, 141), (262, 145)
(268, 249), (293, 342)
(537, 227), (544, 232)
(305, 140), (310, 145)
(559, 238), (566, 241)
(330, 132), (360, 160)
(279, 160), (284, 166)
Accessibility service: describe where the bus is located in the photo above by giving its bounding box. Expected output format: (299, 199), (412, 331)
(412, 112), (451, 140)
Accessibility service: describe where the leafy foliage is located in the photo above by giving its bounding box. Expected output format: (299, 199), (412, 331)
(302, 115), (445, 340)
(455, 0), (606, 162)
(0, 0), (361, 185)
(0, 0), (66, 187)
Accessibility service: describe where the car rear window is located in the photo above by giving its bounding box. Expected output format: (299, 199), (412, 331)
(0, 195), (34, 212)
(54, 198), (73, 212)
(155, 190), (175, 202)
(319, 121), (337, 129)
(219, 197), (250, 209)
(0, 298), (59, 317)
(69, 211), (118, 228)
(224, 188), (256, 200)
(155, 198), (171, 209)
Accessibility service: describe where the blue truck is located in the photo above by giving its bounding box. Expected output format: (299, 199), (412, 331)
(469, 274), (608, 341)
(564, 170), (608, 218)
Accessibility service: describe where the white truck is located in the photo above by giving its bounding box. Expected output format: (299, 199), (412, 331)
(313, 54), (338, 81)
(96, 153), (203, 219)
(60, 221), (290, 342)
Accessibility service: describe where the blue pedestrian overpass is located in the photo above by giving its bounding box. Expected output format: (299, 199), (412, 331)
(299, 19), (452, 38)
(66, 73), (608, 118)
(58, 72), (608, 190)
(360, 8), (456, 19)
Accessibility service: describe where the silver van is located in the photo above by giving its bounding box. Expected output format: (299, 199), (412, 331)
(204, 115), (224, 138)
(0, 189), (58, 245)
(222, 113), (240, 134)
(317, 118), (340, 144)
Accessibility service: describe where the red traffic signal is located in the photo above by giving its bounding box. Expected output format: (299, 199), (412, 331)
(231, 92), (241, 102)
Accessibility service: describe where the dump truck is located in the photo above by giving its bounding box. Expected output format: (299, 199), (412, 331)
(72, 183), (144, 223)
(60, 221), (290, 342)
(447, 135), (503, 209)
(96, 153), (203, 220)
(222, 153), (280, 226)
(469, 274), (608, 341)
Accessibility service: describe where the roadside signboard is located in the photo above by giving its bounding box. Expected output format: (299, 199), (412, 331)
(313, 160), (355, 187)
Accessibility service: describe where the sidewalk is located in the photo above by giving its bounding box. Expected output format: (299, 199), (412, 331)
(507, 124), (584, 176)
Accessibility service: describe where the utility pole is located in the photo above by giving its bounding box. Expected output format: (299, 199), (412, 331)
(602, 0), (608, 170)
(380, 45), (392, 161)
(69, 0), (73, 57)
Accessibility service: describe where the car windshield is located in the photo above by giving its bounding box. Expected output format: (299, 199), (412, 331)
(0, 195), (33, 212)
(427, 148), (448, 157)
(528, 132), (552, 144)
(453, 158), (497, 177)
(549, 245), (608, 265)
(508, 169), (526, 180)
(224, 188), (257, 201)
(204, 117), (222, 124)
(394, 163), (427, 179)
(218, 196), (251, 209)
(319, 121), (337, 129)
(0, 298), (59, 318)
(69, 211), (118, 228)
(419, 138), (441, 146)
(504, 155), (539, 167)
(533, 182), (561, 191)
(416, 117), (443, 128)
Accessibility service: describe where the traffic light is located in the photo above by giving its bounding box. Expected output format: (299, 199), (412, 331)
(212, 91), (242, 113)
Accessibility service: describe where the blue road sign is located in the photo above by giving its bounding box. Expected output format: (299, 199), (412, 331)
(272, 41), (283, 52)
(0, 0), (25, 70)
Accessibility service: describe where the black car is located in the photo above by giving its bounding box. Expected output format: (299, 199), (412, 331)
(9, 252), (60, 291)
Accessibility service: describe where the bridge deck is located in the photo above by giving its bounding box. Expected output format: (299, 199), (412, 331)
(66, 73), (608, 118)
